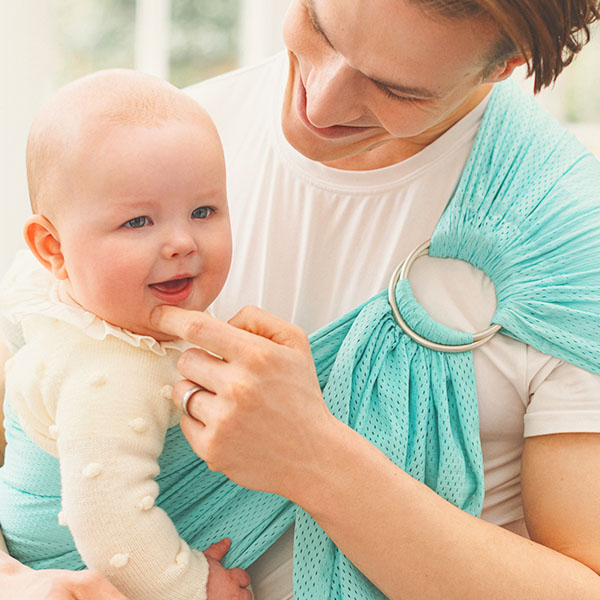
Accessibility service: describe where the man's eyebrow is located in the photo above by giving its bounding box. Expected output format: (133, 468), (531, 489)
(304, 0), (442, 100)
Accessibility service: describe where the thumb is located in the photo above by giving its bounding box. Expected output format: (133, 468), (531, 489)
(204, 537), (231, 561)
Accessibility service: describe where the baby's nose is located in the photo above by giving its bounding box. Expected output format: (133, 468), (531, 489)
(161, 228), (197, 258)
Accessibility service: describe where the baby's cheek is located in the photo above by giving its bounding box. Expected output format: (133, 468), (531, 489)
(87, 266), (138, 319)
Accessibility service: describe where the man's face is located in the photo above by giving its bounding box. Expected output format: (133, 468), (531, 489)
(281, 0), (503, 169)
(54, 118), (232, 341)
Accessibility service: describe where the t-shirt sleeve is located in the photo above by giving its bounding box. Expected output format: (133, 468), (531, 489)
(54, 339), (209, 600)
(524, 348), (600, 438)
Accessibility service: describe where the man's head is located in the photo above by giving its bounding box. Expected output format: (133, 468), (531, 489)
(25, 69), (232, 340)
(414, 0), (600, 92)
(281, 0), (599, 170)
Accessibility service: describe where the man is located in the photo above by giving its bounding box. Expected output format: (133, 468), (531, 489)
(1, 0), (600, 598)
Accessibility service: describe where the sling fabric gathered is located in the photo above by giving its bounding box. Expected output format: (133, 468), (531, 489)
(1, 79), (599, 599)
(294, 79), (600, 598)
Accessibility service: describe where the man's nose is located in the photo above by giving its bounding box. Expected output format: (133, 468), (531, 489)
(304, 55), (365, 128)
(161, 225), (198, 259)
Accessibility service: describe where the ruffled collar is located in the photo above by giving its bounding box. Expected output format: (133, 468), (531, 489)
(0, 251), (189, 356)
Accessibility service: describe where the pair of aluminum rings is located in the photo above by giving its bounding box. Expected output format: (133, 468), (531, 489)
(388, 240), (501, 353)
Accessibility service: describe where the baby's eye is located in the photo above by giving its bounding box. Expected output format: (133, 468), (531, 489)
(191, 206), (214, 220)
(123, 216), (152, 228)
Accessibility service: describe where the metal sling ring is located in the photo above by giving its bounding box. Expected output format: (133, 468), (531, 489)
(387, 239), (502, 353)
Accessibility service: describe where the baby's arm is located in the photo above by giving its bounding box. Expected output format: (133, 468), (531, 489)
(54, 341), (211, 600)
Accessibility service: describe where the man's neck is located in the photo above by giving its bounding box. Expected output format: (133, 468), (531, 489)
(323, 83), (493, 171)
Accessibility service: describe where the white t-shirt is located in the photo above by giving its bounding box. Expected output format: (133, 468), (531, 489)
(185, 53), (600, 598)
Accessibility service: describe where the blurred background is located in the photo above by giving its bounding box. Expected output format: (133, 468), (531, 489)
(1, 0), (599, 275)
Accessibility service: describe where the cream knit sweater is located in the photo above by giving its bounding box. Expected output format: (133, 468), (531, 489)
(2, 254), (210, 599)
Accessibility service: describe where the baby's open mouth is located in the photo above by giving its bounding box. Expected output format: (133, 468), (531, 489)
(149, 277), (193, 296)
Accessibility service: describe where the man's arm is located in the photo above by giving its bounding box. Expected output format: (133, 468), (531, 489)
(0, 549), (129, 599)
(521, 433), (600, 576)
(292, 422), (600, 599)
(155, 305), (600, 599)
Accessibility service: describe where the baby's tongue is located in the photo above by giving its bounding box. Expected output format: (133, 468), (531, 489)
(151, 278), (189, 293)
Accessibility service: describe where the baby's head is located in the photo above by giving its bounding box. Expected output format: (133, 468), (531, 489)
(25, 69), (231, 341)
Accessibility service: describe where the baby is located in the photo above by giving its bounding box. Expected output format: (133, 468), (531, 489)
(0, 69), (250, 599)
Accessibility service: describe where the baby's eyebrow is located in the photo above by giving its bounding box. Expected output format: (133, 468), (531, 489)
(305, 0), (443, 100)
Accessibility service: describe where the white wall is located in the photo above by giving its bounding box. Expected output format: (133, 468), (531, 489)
(0, 0), (289, 277)
(0, 2), (58, 275)
(135, 0), (171, 79)
(240, 0), (289, 66)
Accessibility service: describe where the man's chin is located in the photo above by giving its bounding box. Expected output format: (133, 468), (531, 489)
(281, 115), (357, 163)
(282, 117), (403, 169)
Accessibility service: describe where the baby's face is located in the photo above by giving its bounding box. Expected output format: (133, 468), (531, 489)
(54, 118), (231, 341)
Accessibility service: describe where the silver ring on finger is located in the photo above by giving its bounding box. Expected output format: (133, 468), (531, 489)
(181, 384), (205, 419)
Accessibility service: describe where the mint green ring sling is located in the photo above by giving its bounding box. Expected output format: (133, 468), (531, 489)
(1, 79), (599, 600)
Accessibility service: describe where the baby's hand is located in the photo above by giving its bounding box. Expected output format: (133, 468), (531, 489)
(204, 538), (252, 600)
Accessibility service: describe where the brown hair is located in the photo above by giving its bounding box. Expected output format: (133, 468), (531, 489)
(413, 0), (600, 92)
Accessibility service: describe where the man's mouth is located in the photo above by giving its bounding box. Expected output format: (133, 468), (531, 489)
(149, 277), (194, 303)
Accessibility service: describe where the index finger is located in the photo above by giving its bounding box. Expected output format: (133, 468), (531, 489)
(151, 306), (262, 360)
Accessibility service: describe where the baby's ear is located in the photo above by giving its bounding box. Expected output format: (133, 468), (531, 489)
(24, 215), (68, 280)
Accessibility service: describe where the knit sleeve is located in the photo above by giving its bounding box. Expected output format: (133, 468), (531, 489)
(54, 336), (209, 600)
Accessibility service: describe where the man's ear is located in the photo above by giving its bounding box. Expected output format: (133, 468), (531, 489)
(483, 56), (527, 84)
(24, 215), (68, 280)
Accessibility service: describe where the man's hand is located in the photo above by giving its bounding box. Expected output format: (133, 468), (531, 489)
(151, 305), (336, 502)
(204, 538), (252, 600)
(0, 565), (128, 599)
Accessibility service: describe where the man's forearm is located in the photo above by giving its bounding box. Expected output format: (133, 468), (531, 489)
(294, 420), (600, 600)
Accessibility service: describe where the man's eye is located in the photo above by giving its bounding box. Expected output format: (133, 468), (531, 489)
(191, 206), (214, 219)
(123, 216), (152, 228)
(381, 86), (416, 103)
